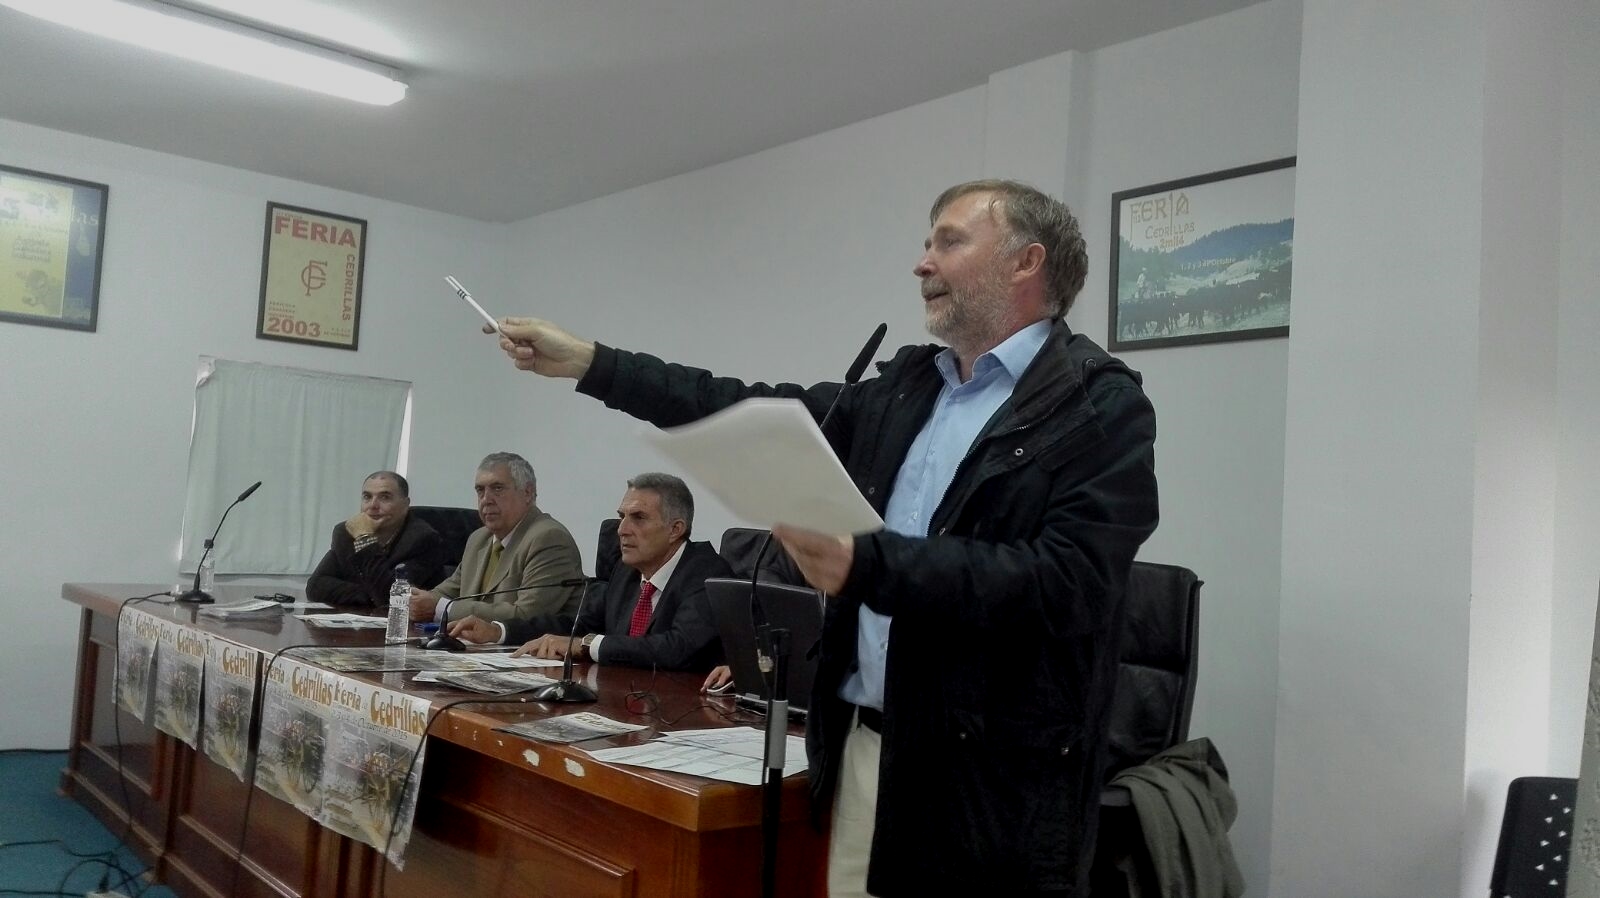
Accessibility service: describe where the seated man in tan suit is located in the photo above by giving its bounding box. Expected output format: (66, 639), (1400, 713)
(408, 452), (583, 630)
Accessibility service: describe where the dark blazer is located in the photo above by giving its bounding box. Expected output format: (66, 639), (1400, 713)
(305, 513), (446, 609)
(575, 319), (1159, 896)
(506, 539), (730, 672)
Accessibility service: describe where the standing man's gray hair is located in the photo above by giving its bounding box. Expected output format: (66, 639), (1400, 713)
(478, 452), (536, 495)
(929, 179), (1090, 317)
(627, 472), (694, 537)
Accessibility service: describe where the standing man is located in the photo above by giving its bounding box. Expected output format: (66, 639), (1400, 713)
(409, 452), (584, 630)
(486, 180), (1158, 897)
(452, 472), (731, 672)
(307, 471), (446, 608)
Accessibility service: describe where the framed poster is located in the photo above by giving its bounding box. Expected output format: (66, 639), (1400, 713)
(1109, 157), (1295, 351)
(257, 202), (367, 350)
(0, 164), (108, 333)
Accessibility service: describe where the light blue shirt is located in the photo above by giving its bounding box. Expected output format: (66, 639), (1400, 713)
(840, 319), (1052, 710)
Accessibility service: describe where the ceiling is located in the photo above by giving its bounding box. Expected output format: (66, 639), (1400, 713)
(0, 0), (1258, 222)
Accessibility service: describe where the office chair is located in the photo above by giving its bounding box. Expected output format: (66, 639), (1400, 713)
(718, 527), (805, 584)
(1104, 561), (1202, 780)
(1091, 561), (1203, 895)
(594, 517), (620, 582)
(1489, 776), (1577, 897)
(409, 506), (480, 574)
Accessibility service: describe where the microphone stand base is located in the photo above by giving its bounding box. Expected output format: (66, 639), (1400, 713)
(529, 681), (597, 703)
(174, 589), (215, 604)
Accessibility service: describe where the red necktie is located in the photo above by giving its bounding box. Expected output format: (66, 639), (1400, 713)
(627, 581), (657, 637)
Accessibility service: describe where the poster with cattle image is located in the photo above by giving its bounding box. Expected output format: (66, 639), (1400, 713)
(1109, 157), (1294, 350)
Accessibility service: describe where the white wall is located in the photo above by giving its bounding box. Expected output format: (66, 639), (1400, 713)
(1548, 0), (1600, 781)
(0, 119), (525, 748)
(1277, 2), (1600, 896)
(1278, 3), (1485, 892)
(501, 3), (1303, 891)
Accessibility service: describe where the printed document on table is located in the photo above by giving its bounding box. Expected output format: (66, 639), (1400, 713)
(497, 712), (649, 744)
(587, 727), (808, 785)
(640, 397), (883, 535)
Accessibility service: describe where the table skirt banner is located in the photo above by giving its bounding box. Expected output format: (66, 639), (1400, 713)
(111, 603), (431, 868)
(256, 655), (430, 867)
(152, 620), (205, 748)
(202, 635), (260, 781)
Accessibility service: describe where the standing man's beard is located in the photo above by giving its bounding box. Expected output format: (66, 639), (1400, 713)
(923, 270), (1010, 350)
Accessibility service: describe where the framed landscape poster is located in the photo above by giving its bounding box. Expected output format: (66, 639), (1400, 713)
(0, 164), (108, 333)
(257, 202), (367, 350)
(1109, 157), (1295, 350)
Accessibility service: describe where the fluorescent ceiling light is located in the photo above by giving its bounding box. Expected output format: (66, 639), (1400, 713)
(1, 0), (408, 106)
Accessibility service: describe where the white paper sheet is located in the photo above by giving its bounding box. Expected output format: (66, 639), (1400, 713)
(587, 726), (808, 785)
(640, 397), (883, 535)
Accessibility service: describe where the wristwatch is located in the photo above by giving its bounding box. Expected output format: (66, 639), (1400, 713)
(580, 633), (597, 659)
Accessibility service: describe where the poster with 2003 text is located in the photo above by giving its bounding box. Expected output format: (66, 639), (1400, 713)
(256, 201), (367, 350)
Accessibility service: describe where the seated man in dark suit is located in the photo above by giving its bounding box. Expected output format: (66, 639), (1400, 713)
(307, 471), (446, 608)
(450, 472), (730, 672)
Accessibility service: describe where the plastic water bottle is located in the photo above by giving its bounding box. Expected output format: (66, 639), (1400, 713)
(197, 539), (216, 594)
(386, 564), (410, 645)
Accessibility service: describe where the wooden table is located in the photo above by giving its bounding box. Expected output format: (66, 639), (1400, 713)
(59, 583), (825, 898)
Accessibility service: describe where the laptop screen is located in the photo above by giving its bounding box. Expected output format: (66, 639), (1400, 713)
(703, 577), (824, 714)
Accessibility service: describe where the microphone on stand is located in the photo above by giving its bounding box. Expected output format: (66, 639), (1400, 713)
(177, 480), (262, 605)
(754, 323), (886, 898)
(420, 578), (589, 651)
(817, 322), (887, 434)
(528, 580), (601, 704)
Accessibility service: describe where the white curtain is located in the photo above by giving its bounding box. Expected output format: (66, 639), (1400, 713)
(180, 358), (410, 574)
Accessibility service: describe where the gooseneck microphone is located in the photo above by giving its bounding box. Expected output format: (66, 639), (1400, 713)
(817, 322), (887, 434)
(528, 580), (600, 704)
(421, 578), (588, 651)
(177, 480), (263, 604)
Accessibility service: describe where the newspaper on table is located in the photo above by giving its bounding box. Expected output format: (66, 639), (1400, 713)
(419, 669), (558, 695)
(254, 656), (341, 818)
(295, 612), (387, 629)
(496, 711), (648, 744)
(316, 681), (431, 867)
(289, 645), (504, 673)
(198, 598), (287, 620)
(114, 606), (161, 722)
(202, 636), (260, 781)
(150, 620), (206, 747)
(587, 726), (809, 786)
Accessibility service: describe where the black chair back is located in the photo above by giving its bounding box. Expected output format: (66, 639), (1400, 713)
(1490, 776), (1576, 897)
(718, 528), (770, 578)
(595, 518), (621, 581)
(1104, 561), (1202, 777)
(718, 527), (806, 584)
(409, 506), (480, 569)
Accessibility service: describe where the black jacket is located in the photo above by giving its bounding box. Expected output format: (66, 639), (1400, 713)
(305, 514), (446, 609)
(504, 539), (731, 672)
(577, 319), (1159, 896)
